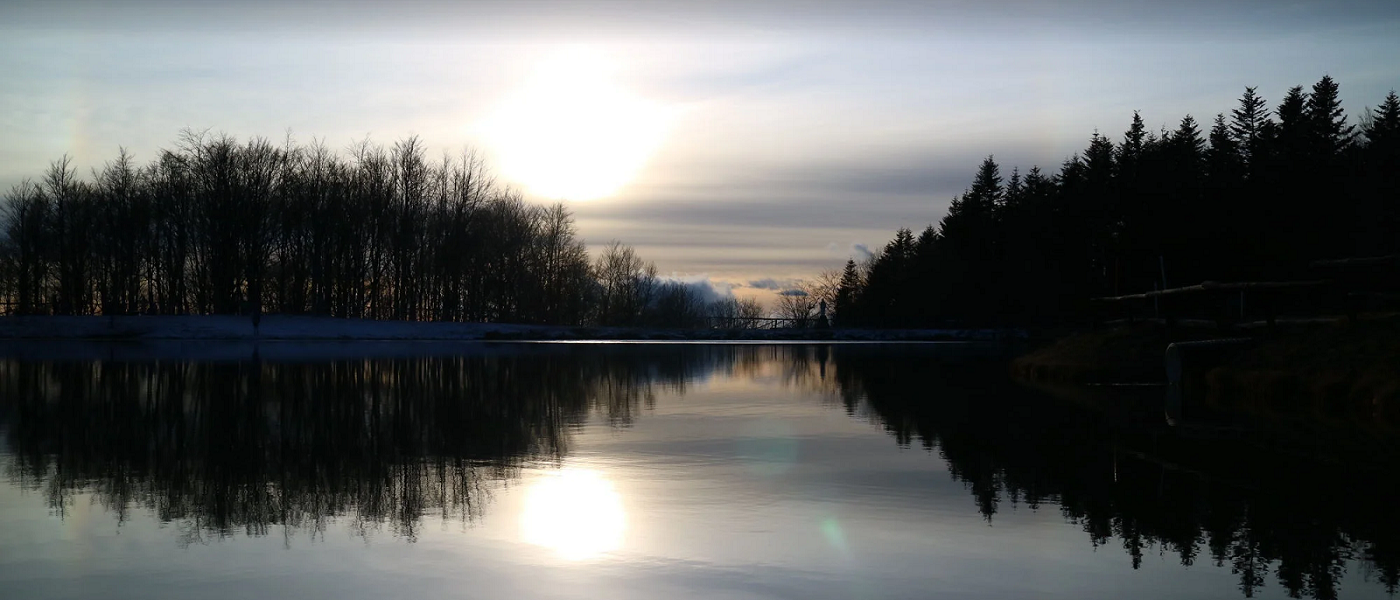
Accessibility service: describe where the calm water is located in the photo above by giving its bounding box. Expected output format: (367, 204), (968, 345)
(0, 343), (1394, 600)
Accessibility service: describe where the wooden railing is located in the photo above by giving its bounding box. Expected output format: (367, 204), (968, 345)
(1091, 280), (1333, 329)
(1092, 254), (1400, 328)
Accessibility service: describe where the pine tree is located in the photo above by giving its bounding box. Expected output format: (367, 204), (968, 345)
(1171, 115), (1205, 158)
(833, 258), (863, 326)
(1155, 115), (1207, 283)
(1364, 91), (1400, 148)
(1229, 87), (1270, 172)
(886, 227), (916, 264)
(1003, 167), (1024, 213)
(1306, 75), (1355, 157)
(1250, 86), (1312, 272)
(1275, 86), (1310, 158)
(1206, 114), (1248, 276)
(1298, 76), (1359, 258)
(1022, 166), (1050, 195)
(915, 224), (939, 256)
(1362, 91), (1400, 255)
(1121, 111), (1148, 163)
(965, 156), (1004, 213)
(860, 228), (918, 326)
(1083, 132), (1116, 185)
(1207, 113), (1243, 181)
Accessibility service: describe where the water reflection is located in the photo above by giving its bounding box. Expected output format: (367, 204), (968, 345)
(0, 347), (677, 544)
(812, 346), (1400, 600)
(1, 344), (1396, 599)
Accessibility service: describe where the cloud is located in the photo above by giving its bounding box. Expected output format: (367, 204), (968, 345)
(658, 273), (735, 304)
(778, 288), (808, 297)
(827, 242), (874, 261)
(745, 277), (785, 290)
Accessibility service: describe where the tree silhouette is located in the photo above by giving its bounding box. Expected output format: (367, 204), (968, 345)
(0, 132), (765, 327)
(832, 258), (863, 326)
(826, 76), (1396, 327)
(1230, 88), (1271, 172)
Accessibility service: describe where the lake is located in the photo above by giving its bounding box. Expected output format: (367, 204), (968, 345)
(0, 342), (1394, 600)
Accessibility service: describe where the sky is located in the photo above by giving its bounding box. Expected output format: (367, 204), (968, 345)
(3, 0), (1400, 302)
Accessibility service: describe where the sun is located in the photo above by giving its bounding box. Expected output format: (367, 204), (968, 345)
(479, 48), (672, 201)
(519, 468), (626, 560)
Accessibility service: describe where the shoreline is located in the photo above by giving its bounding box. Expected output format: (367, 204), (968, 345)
(0, 314), (1019, 343)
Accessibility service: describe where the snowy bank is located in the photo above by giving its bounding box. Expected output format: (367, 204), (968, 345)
(0, 315), (1019, 343)
(0, 316), (1025, 362)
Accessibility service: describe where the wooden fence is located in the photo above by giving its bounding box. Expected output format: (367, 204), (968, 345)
(1091, 254), (1400, 329)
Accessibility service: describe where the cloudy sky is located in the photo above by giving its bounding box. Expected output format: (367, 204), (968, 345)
(3, 0), (1399, 300)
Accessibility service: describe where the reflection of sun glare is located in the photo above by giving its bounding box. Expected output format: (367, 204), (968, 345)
(479, 47), (672, 201)
(520, 468), (626, 560)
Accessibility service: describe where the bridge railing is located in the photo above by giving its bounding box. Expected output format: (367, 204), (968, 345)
(701, 316), (823, 330)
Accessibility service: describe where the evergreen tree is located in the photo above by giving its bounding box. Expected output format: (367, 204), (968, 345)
(1207, 114), (1244, 181)
(1206, 114), (1247, 276)
(965, 155), (1004, 212)
(862, 228), (917, 325)
(1275, 86), (1310, 159)
(1365, 91), (1400, 147)
(1121, 111), (1148, 166)
(1164, 115), (1207, 281)
(1080, 133), (1118, 293)
(1116, 114), (1157, 292)
(1306, 75), (1356, 157)
(997, 168), (1033, 321)
(1170, 115), (1206, 158)
(886, 227), (916, 264)
(1361, 91), (1400, 255)
(833, 258), (863, 326)
(1003, 167), (1024, 212)
(1301, 76), (1359, 258)
(914, 224), (939, 257)
(1022, 165), (1052, 201)
(934, 157), (1004, 323)
(1229, 87), (1271, 173)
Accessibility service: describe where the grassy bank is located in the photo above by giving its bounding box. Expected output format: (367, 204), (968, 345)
(1203, 315), (1400, 432)
(1013, 315), (1400, 432)
(1011, 321), (1229, 383)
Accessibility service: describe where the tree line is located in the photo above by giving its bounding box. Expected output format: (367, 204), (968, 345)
(827, 76), (1400, 327)
(0, 131), (762, 327)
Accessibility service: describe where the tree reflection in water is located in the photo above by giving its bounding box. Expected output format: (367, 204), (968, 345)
(1, 344), (1397, 599)
(0, 346), (692, 544)
(810, 345), (1400, 600)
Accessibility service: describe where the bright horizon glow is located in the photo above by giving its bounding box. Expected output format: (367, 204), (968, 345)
(519, 468), (626, 560)
(479, 48), (672, 201)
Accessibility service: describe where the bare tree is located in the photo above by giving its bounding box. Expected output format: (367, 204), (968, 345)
(707, 296), (766, 329)
(775, 285), (818, 328)
(0, 132), (639, 327)
(651, 282), (708, 328)
(1, 181), (49, 314)
(594, 240), (657, 326)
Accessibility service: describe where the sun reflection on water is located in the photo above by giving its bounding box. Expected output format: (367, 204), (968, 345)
(520, 468), (626, 560)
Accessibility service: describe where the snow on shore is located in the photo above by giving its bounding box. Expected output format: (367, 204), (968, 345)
(0, 315), (1018, 342)
(1, 315), (563, 341)
(0, 315), (1021, 361)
